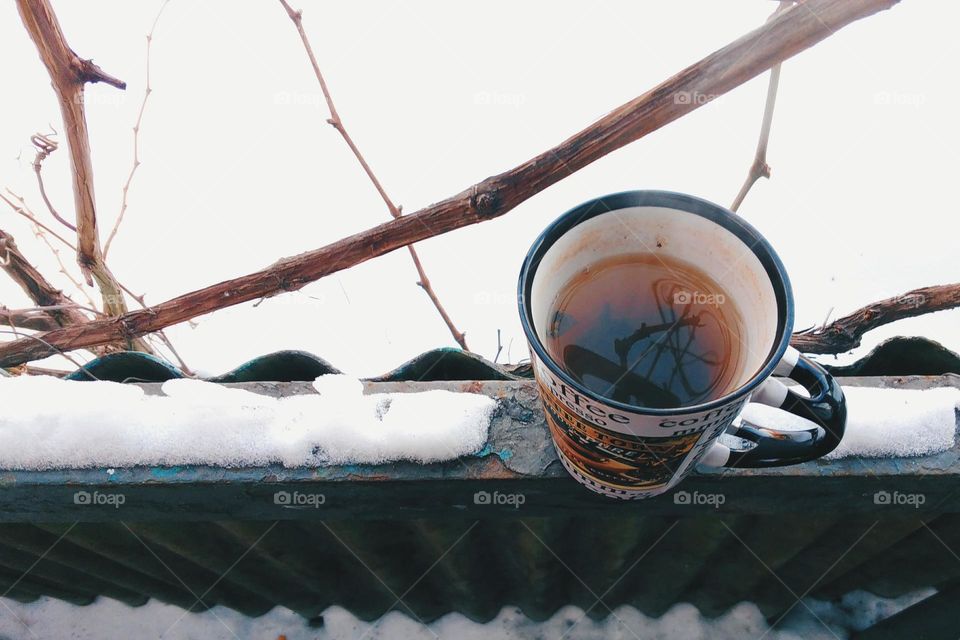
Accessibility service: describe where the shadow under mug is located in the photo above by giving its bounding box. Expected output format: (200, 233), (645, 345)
(518, 190), (847, 500)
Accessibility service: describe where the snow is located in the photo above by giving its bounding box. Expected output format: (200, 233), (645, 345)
(740, 385), (960, 459)
(0, 591), (934, 640)
(0, 374), (956, 470)
(0, 375), (496, 470)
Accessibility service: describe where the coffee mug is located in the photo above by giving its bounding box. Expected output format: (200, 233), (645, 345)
(518, 190), (846, 500)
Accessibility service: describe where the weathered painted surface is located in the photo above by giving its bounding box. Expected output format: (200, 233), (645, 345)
(0, 375), (957, 522)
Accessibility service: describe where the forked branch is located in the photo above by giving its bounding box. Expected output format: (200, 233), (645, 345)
(278, 0), (469, 350)
(0, 0), (904, 367)
(790, 284), (960, 354)
(730, 1), (792, 212)
(15, 0), (134, 325)
(0, 228), (90, 328)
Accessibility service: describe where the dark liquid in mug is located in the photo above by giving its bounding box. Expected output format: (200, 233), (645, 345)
(545, 253), (746, 409)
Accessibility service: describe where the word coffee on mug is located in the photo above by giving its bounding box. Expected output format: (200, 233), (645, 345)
(519, 191), (847, 500)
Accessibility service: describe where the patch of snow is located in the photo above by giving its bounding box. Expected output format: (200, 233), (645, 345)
(740, 386), (959, 459)
(0, 375), (496, 470)
(0, 591), (933, 640)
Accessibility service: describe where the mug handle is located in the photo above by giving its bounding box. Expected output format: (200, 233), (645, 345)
(704, 347), (847, 468)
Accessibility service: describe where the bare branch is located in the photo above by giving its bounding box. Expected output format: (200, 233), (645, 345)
(0, 0), (903, 366)
(0, 306), (59, 332)
(104, 0), (170, 259)
(2, 189), (77, 251)
(1, 192), (155, 356)
(790, 284), (960, 354)
(2, 190), (96, 309)
(16, 0), (133, 322)
(117, 285), (192, 375)
(278, 0), (468, 349)
(0, 228), (90, 328)
(730, 1), (792, 212)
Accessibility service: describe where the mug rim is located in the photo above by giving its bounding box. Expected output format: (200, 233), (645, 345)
(517, 189), (795, 417)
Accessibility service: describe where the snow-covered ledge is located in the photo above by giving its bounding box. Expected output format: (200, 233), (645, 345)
(0, 376), (957, 522)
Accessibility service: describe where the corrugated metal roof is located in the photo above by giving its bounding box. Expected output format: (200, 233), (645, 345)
(57, 336), (960, 383)
(0, 514), (954, 622)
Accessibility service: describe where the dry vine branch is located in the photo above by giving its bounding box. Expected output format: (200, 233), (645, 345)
(1, 191), (77, 259)
(0, 307), (59, 332)
(0, 228), (90, 328)
(3, 190), (100, 309)
(278, 0), (469, 350)
(1, 191), (154, 356)
(30, 132), (76, 232)
(790, 283), (960, 354)
(104, 0), (171, 259)
(730, 1), (792, 212)
(15, 0), (136, 326)
(0, 0), (903, 367)
(32, 218), (99, 311)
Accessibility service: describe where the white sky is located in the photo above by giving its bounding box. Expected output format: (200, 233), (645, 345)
(1, 0), (957, 377)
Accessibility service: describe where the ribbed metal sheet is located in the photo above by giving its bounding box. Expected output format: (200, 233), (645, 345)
(0, 514), (952, 622)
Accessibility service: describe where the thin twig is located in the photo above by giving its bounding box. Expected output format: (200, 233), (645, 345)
(791, 283), (960, 354)
(0, 306), (58, 332)
(278, 0), (469, 350)
(2, 303), (103, 317)
(32, 220), (99, 310)
(0, 227), (90, 328)
(2, 191), (157, 357)
(730, 1), (793, 212)
(2, 190), (77, 252)
(117, 285), (192, 374)
(30, 131), (76, 231)
(0, 0), (904, 366)
(104, 0), (170, 259)
(2, 190), (98, 309)
(0, 330), (98, 379)
(494, 329), (503, 364)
